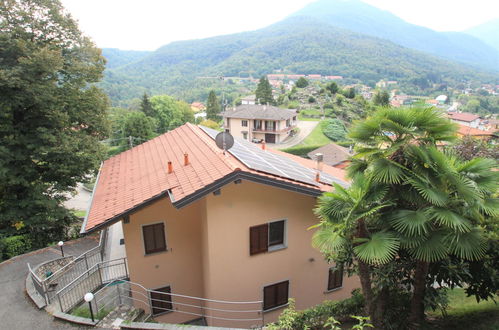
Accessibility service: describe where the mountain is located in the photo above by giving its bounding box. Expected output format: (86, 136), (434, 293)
(465, 19), (499, 52)
(101, 48), (151, 69)
(291, 0), (499, 70)
(101, 17), (498, 104)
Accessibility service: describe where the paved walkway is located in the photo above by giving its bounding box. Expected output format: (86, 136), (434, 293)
(269, 120), (319, 149)
(0, 236), (100, 329)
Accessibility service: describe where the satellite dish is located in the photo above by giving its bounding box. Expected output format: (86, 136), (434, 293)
(215, 131), (234, 151)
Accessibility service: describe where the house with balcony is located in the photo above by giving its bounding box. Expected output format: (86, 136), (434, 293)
(223, 105), (297, 144)
(80, 123), (359, 328)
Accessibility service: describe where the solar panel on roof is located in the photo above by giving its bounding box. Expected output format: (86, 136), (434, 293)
(199, 126), (347, 187)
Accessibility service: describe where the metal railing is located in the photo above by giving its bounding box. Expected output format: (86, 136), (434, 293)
(56, 257), (128, 313)
(91, 279), (264, 328)
(27, 228), (108, 304)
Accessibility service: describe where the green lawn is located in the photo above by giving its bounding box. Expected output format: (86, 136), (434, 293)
(295, 121), (332, 147)
(72, 210), (86, 218)
(425, 289), (499, 329)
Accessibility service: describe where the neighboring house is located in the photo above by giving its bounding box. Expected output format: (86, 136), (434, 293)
(436, 95), (447, 104)
(307, 143), (353, 169)
(81, 123), (358, 328)
(448, 112), (481, 128)
(191, 102), (206, 112)
(241, 95), (256, 105)
(223, 105), (297, 144)
(456, 124), (497, 141)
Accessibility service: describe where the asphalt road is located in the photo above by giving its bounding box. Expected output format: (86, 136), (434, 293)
(0, 236), (100, 329)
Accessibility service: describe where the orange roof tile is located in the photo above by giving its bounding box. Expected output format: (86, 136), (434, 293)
(456, 124), (496, 137)
(82, 124), (346, 233)
(448, 112), (480, 122)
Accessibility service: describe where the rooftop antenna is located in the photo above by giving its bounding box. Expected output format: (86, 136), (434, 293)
(215, 131), (234, 155)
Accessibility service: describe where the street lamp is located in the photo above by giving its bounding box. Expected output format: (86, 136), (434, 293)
(84, 292), (95, 322)
(57, 241), (64, 257)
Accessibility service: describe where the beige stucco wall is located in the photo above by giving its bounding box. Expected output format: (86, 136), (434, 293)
(123, 180), (360, 328)
(225, 117), (294, 144)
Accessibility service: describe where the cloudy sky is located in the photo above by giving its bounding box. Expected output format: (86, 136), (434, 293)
(60, 0), (498, 51)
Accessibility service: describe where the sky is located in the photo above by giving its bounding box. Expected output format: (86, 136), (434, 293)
(60, 0), (499, 51)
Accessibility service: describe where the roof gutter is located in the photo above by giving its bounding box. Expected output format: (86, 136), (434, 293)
(80, 162), (103, 234)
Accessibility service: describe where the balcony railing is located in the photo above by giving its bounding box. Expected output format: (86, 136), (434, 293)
(252, 125), (294, 133)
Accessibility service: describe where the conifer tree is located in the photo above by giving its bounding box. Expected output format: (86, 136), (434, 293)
(206, 90), (221, 121)
(255, 77), (274, 105)
(139, 93), (155, 117)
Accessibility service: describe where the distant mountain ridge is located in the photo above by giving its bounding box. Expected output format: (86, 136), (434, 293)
(290, 0), (498, 70)
(100, 4), (499, 103)
(465, 19), (499, 53)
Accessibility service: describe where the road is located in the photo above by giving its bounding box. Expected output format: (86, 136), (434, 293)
(270, 120), (319, 149)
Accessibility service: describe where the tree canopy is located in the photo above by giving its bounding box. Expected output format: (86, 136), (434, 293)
(0, 0), (109, 246)
(206, 90), (221, 121)
(255, 77), (275, 105)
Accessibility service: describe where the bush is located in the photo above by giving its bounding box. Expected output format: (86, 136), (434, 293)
(1, 234), (32, 259)
(296, 77), (309, 88)
(308, 96), (316, 103)
(321, 119), (347, 141)
(268, 289), (365, 329)
(280, 145), (323, 157)
(199, 119), (220, 130)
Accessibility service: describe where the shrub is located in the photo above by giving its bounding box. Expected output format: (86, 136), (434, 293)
(267, 289), (365, 329)
(280, 145), (323, 157)
(199, 119), (220, 130)
(1, 234), (32, 259)
(308, 96), (316, 103)
(321, 119), (347, 141)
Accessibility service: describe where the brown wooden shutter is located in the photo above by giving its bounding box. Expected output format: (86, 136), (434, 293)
(276, 281), (289, 306)
(263, 284), (276, 310)
(150, 286), (173, 315)
(143, 225), (155, 254)
(250, 224), (268, 255)
(154, 223), (166, 251)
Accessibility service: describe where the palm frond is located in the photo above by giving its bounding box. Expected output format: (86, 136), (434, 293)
(311, 225), (348, 254)
(388, 209), (430, 237)
(427, 207), (472, 233)
(353, 231), (400, 265)
(370, 158), (405, 184)
(407, 178), (448, 206)
(409, 230), (448, 262)
(445, 229), (487, 261)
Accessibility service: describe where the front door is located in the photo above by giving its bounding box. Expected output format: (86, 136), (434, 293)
(265, 134), (276, 143)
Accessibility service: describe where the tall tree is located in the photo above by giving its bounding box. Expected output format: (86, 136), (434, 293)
(295, 77), (309, 88)
(372, 90), (390, 106)
(255, 77), (274, 105)
(313, 107), (498, 328)
(206, 90), (221, 121)
(150, 95), (193, 132)
(0, 0), (109, 246)
(139, 93), (155, 117)
(121, 112), (155, 150)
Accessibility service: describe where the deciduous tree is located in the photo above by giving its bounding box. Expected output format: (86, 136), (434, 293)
(0, 0), (109, 247)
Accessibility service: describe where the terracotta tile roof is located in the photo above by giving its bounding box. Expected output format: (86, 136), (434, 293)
(448, 112), (480, 122)
(82, 123), (346, 233)
(457, 124), (497, 137)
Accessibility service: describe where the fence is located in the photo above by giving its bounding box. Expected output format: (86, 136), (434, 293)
(90, 279), (264, 328)
(56, 257), (128, 313)
(28, 228), (108, 304)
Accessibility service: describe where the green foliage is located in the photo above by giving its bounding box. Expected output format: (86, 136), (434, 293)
(1, 235), (32, 259)
(121, 112), (156, 149)
(321, 119), (347, 141)
(267, 290), (365, 329)
(308, 96), (316, 103)
(150, 95), (194, 132)
(296, 77), (309, 88)
(199, 119), (220, 130)
(326, 82), (339, 94)
(72, 306), (111, 320)
(139, 93), (155, 117)
(280, 145), (324, 157)
(206, 90), (221, 121)
(372, 90), (390, 106)
(255, 77), (274, 105)
(0, 0), (109, 248)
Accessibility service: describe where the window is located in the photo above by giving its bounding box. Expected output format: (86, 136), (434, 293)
(327, 264), (343, 291)
(264, 281), (289, 311)
(142, 223), (166, 255)
(242, 120), (248, 127)
(150, 286), (173, 315)
(249, 220), (286, 255)
(242, 132), (248, 140)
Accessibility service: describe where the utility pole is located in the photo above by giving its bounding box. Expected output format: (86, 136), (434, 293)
(129, 136), (133, 149)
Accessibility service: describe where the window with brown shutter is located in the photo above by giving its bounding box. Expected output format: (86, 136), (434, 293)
(250, 224), (268, 255)
(327, 264), (343, 291)
(250, 220), (286, 256)
(263, 281), (289, 311)
(150, 286), (173, 315)
(143, 223), (166, 255)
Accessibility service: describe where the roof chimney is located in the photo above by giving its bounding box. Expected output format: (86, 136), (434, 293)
(315, 153), (323, 172)
(315, 171), (320, 183)
(167, 161), (173, 174)
(184, 153), (189, 166)
(261, 140), (266, 150)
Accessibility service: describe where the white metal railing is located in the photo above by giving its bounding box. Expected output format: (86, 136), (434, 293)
(91, 279), (264, 327)
(28, 228), (108, 304)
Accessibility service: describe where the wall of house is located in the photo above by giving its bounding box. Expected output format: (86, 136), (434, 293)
(202, 180), (359, 328)
(122, 197), (205, 324)
(225, 117), (252, 141)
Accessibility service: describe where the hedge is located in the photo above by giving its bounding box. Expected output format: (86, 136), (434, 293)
(1, 234), (32, 260)
(280, 145), (323, 157)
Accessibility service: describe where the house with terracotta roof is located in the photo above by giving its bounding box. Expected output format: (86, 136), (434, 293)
(223, 105), (297, 144)
(81, 123), (358, 328)
(456, 124), (497, 141)
(447, 112), (481, 128)
(307, 143), (353, 169)
(190, 102), (206, 112)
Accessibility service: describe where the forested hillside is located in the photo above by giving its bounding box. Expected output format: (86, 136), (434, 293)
(101, 48), (151, 69)
(291, 0), (499, 70)
(465, 19), (499, 52)
(101, 16), (498, 104)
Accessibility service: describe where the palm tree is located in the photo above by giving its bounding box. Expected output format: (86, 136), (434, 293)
(312, 107), (498, 328)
